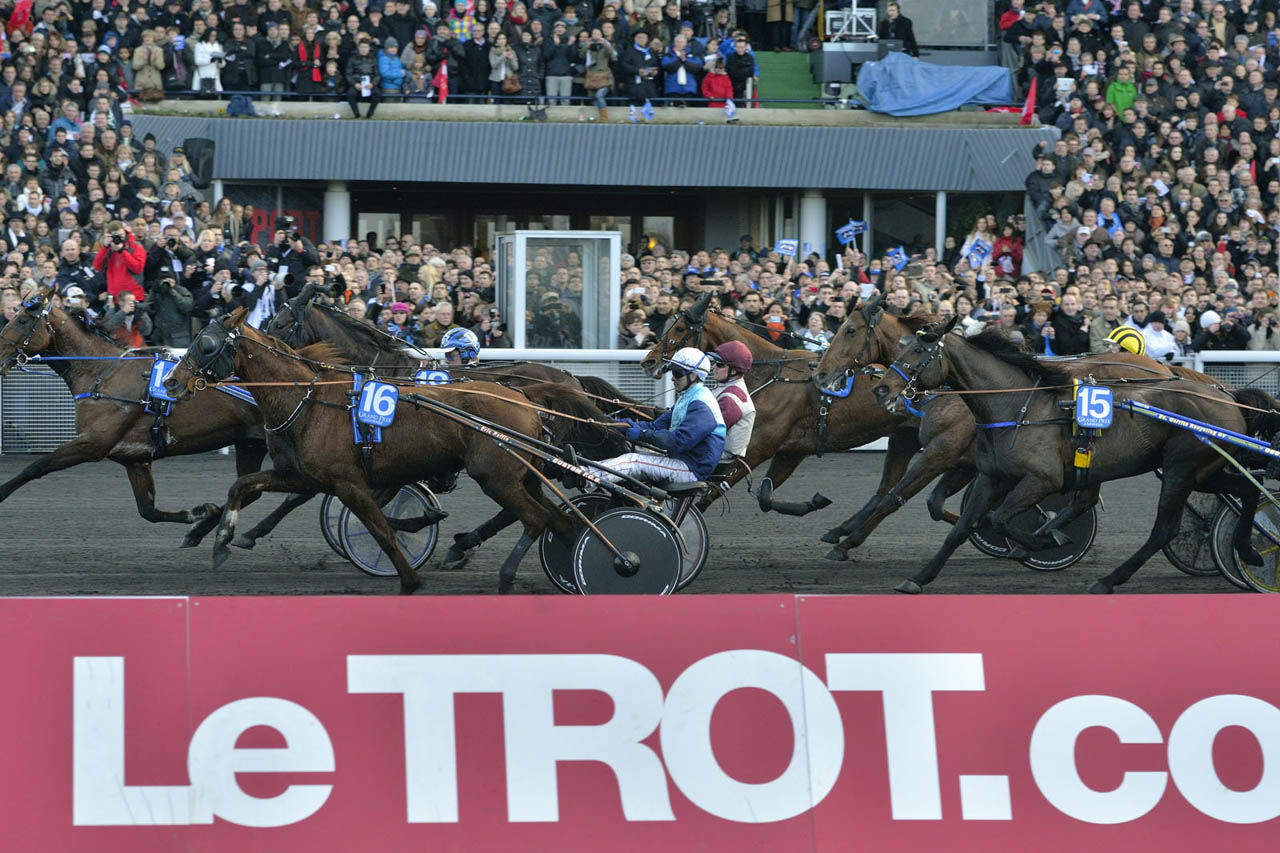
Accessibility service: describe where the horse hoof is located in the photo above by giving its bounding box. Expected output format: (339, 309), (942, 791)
(894, 579), (923, 595)
(824, 546), (849, 562)
(399, 580), (421, 595)
(439, 548), (472, 571)
(230, 535), (256, 550)
(498, 581), (513, 595)
(1087, 580), (1113, 595)
(819, 528), (843, 544)
(212, 547), (230, 570)
(179, 533), (202, 549)
(1005, 545), (1030, 561)
(1240, 548), (1264, 567)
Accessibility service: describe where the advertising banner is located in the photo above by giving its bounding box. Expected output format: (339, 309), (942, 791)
(0, 595), (1275, 852)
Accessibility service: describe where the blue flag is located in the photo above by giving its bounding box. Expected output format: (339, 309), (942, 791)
(775, 238), (798, 257)
(835, 220), (867, 245)
(966, 237), (993, 269)
(887, 246), (908, 270)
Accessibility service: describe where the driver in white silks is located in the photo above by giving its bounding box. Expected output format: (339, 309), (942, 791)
(605, 346), (726, 485)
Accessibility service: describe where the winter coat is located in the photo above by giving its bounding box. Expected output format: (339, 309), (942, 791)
(92, 233), (147, 301)
(701, 68), (732, 106)
(378, 49), (406, 91)
(345, 51), (382, 90)
(458, 38), (489, 93)
(514, 42), (544, 95)
(222, 37), (259, 89)
(132, 43), (166, 91)
(255, 36), (294, 85)
(541, 35), (575, 76)
(296, 38), (323, 89)
(102, 305), (152, 349)
(661, 47), (701, 96)
(488, 45), (517, 83)
(192, 40), (226, 92)
(145, 280), (194, 347)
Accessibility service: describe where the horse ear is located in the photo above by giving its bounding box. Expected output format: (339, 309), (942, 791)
(299, 282), (317, 303)
(943, 314), (959, 335)
(861, 291), (883, 313)
(227, 306), (251, 330)
(39, 284), (56, 302)
(689, 291), (713, 321)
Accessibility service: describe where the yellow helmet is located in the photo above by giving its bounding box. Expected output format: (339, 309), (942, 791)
(1107, 325), (1146, 356)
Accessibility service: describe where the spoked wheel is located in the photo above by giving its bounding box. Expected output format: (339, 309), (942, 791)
(319, 494), (348, 559)
(1162, 493), (1224, 576)
(1209, 502), (1253, 591)
(572, 508), (684, 595)
(1210, 499), (1280, 593)
(666, 498), (710, 591)
(338, 484), (442, 577)
(539, 493), (612, 594)
(959, 483), (1097, 570)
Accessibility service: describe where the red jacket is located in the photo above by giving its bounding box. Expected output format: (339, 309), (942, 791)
(92, 234), (147, 301)
(702, 71), (733, 108)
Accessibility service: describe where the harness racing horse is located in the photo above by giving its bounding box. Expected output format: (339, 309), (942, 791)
(811, 295), (1214, 558)
(0, 290), (266, 545)
(165, 310), (581, 594)
(265, 285), (646, 408)
(641, 292), (960, 521)
(871, 320), (1278, 594)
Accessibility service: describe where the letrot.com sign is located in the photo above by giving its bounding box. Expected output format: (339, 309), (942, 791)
(5, 596), (1278, 851)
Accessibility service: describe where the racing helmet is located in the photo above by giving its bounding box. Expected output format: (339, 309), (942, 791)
(666, 346), (711, 381)
(1107, 325), (1145, 356)
(709, 340), (753, 375)
(440, 327), (481, 361)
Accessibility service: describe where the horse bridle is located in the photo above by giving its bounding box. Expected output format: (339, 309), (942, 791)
(179, 319), (242, 389)
(887, 331), (946, 403)
(2, 296), (56, 365)
(271, 296), (311, 347)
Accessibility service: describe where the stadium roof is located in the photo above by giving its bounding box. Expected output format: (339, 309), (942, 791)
(131, 117), (1057, 192)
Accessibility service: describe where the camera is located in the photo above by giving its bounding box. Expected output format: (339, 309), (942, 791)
(166, 237), (177, 249)
(489, 307), (498, 317)
(290, 230), (301, 242)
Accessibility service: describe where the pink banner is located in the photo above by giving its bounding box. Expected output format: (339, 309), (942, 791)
(0, 596), (1275, 851)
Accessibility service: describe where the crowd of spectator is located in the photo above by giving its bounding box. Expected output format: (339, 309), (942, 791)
(0, 0), (792, 119)
(1006, 0), (1280, 353)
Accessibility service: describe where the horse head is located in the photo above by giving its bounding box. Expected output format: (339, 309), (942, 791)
(265, 283), (318, 347)
(0, 285), (59, 373)
(871, 315), (957, 409)
(815, 292), (886, 391)
(640, 291), (715, 377)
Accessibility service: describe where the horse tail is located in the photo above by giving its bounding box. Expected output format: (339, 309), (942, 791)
(576, 375), (660, 419)
(519, 382), (630, 460)
(1231, 387), (1280, 440)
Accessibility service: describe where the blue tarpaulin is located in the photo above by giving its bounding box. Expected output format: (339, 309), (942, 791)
(857, 53), (1014, 117)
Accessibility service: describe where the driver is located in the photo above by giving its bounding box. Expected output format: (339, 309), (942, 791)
(707, 340), (755, 460)
(604, 346), (725, 485)
(1104, 325), (1145, 357)
(440, 327), (481, 366)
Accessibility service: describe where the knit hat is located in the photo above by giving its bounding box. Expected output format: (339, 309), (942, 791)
(390, 301), (411, 313)
(1200, 310), (1221, 328)
(415, 28), (428, 38)
(384, 35), (398, 48)
(1172, 320), (1191, 335)
(1146, 310), (1167, 326)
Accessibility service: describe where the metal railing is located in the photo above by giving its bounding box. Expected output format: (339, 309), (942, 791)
(139, 88), (840, 108)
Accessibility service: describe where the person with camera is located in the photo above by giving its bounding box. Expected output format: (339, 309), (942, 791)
(473, 305), (510, 348)
(102, 290), (153, 349)
(265, 217), (320, 296)
(145, 224), (194, 283)
(145, 267), (194, 347)
(192, 267), (244, 323)
(1247, 309), (1280, 351)
(92, 220), (147, 304)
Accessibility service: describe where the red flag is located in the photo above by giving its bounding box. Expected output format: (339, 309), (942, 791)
(433, 62), (449, 104)
(1019, 76), (1037, 125)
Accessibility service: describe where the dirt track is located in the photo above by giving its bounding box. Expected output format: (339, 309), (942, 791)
(0, 451), (1241, 596)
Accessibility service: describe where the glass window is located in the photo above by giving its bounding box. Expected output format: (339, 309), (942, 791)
(409, 214), (451, 250)
(525, 236), (611, 349)
(640, 216), (674, 255)
(527, 214), (570, 231)
(473, 214), (517, 257)
(356, 212), (400, 245)
(590, 215), (632, 249)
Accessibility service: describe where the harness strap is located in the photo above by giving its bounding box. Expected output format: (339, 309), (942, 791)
(816, 394), (833, 458)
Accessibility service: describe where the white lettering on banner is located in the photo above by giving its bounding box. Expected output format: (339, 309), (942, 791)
(347, 654), (673, 823)
(824, 653), (987, 820)
(1167, 695), (1280, 824)
(73, 657), (335, 828)
(1029, 695), (1167, 824)
(660, 650), (844, 823)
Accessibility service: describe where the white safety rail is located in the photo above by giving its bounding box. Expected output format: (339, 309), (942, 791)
(0, 349), (672, 454)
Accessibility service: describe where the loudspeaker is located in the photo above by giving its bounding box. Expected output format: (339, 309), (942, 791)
(182, 137), (215, 189)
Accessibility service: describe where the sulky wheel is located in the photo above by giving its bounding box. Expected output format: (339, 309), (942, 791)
(1015, 492), (1098, 572)
(960, 481), (1014, 558)
(1209, 501), (1256, 590)
(572, 508), (684, 595)
(338, 483), (442, 578)
(1161, 493), (1224, 577)
(539, 493), (613, 594)
(1211, 499), (1280, 593)
(665, 499), (710, 591)
(319, 494), (349, 559)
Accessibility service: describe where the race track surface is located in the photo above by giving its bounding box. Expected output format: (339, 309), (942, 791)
(0, 452), (1240, 596)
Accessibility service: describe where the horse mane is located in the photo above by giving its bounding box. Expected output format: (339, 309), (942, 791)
(60, 306), (120, 346)
(294, 342), (350, 365)
(895, 310), (939, 332)
(962, 328), (1072, 385)
(314, 302), (417, 356)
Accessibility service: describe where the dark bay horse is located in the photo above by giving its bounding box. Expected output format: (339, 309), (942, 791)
(165, 310), (580, 594)
(641, 292), (957, 526)
(871, 321), (1277, 594)
(0, 291), (265, 544)
(811, 296), (1214, 558)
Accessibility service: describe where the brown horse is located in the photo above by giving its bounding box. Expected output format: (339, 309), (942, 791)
(812, 296), (1222, 558)
(641, 292), (936, 524)
(0, 289), (266, 545)
(165, 310), (579, 594)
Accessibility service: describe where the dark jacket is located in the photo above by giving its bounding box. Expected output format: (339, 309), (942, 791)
(459, 38), (490, 93)
(514, 42), (544, 95)
(876, 14), (918, 56)
(345, 50), (382, 90)
(145, 279), (195, 347)
(1192, 323), (1251, 351)
(542, 34), (575, 75)
(221, 36), (258, 88)
(1049, 309), (1090, 355)
(255, 36), (293, 85)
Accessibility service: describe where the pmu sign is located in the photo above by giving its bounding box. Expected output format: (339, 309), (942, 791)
(2, 596), (1277, 852)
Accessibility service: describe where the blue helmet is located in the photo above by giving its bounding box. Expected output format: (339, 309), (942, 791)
(441, 327), (480, 361)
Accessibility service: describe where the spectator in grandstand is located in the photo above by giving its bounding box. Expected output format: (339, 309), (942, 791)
(345, 37), (382, 117)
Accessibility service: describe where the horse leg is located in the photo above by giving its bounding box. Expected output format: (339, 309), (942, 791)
(1198, 470), (1265, 567)
(756, 454), (832, 517)
(440, 506), (518, 570)
(329, 481), (423, 594)
(986, 474), (1062, 555)
(899, 473), (1008, 594)
(210, 470), (313, 569)
(0, 434), (113, 503)
(123, 461), (220, 526)
(926, 466), (976, 523)
(470, 464), (570, 593)
(230, 492), (318, 549)
(821, 428), (917, 546)
(1090, 469), (1194, 594)
(183, 439), (272, 548)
